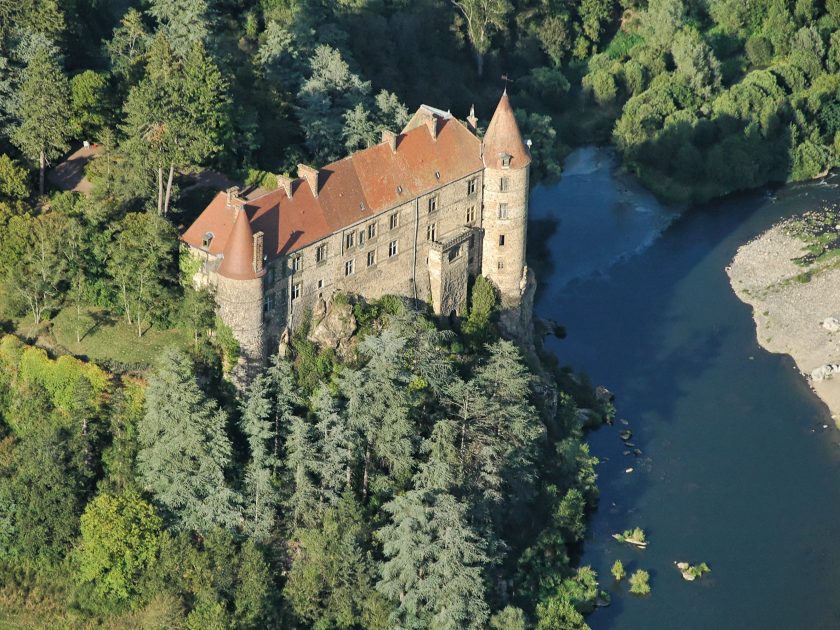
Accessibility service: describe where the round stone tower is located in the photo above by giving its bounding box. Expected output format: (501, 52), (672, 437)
(480, 90), (531, 305)
(215, 203), (266, 383)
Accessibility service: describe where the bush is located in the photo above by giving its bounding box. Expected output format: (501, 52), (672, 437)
(629, 569), (651, 595)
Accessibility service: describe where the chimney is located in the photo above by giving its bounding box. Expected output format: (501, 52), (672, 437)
(382, 129), (398, 153)
(253, 231), (264, 273)
(226, 185), (241, 208)
(297, 164), (319, 197)
(276, 174), (293, 198)
(467, 105), (478, 133)
(425, 117), (438, 141)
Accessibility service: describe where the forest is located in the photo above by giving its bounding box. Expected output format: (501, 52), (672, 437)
(2, 0), (840, 628)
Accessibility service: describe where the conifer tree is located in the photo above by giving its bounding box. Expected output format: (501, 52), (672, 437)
(11, 43), (70, 194)
(240, 374), (281, 540)
(342, 330), (415, 499)
(147, 0), (211, 58)
(137, 349), (240, 532)
(377, 487), (490, 629)
(285, 412), (321, 529)
(312, 385), (356, 506)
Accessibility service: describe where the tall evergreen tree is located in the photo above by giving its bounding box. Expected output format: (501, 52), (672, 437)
(146, 0), (211, 58)
(240, 374), (281, 540)
(312, 385), (356, 506)
(342, 330), (415, 499)
(122, 35), (230, 215)
(137, 348), (240, 532)
(377, 487), (489, 629)
(11, 43), (70, 194)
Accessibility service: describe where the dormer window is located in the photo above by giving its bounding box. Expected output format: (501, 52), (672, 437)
(201, 232), (214, 249)
(500, 153), (512, 168)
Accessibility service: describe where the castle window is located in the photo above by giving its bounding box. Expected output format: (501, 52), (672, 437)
(499, 235), (505, 246)
(317, 279), (324, 289)
(263, 294), (274, 314)
(315, 243), (327, 263)
(292, 283), (301, 300)
(345, 232), (355, 249)
(202, 232), (214, 249)
(359, 229), (366, 245)
(500, 177), (509, 192)
(448, 246), (460, 262)
(498, 260), (505, 270)
(466, 206), (476, 223)
(427, 223), (436, 242)
(367, 250), (376, 267)
(467, 178), (477, 195)
(498, 203), (509, 219)
(388, 240), (399, 257)
(389, 213), (399, 230)
(345, 259), (355, 276)
(292, 255), (302, 273)
(428, 195), (438, 213)
(368, 222), (377, 239)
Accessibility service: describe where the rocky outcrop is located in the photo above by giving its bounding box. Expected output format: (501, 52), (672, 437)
(308, 298), (357, 356)
(498, 266), (536, 350)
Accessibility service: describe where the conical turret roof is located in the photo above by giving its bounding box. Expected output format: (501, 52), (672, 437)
(482, 91), (531, 169)
(218, 206), (259, 280)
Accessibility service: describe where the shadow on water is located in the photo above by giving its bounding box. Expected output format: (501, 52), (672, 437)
(533, 151), (840, 630)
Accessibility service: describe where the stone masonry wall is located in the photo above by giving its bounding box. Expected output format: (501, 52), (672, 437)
(481, 164), (529, 305)
(261, 168), (484, 349)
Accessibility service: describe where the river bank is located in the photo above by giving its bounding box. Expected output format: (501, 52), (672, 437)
(727, 215), (840, 423)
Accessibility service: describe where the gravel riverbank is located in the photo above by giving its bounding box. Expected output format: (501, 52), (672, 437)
(728, 222), (840, 422)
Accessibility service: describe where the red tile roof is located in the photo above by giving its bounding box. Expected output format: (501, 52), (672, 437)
(182, 106), (485, 278)
(217, 206), (262, 280)
(483, 90), (531, 170)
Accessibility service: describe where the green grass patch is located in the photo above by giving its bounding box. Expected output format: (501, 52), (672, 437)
(15, 306), (191, 371)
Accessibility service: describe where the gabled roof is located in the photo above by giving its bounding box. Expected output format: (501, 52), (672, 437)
(482, 90), (531, 170)
(182, 109), (484, 272)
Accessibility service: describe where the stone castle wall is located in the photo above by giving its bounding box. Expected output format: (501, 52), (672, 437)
(480, 164), (529, 305)
(195, 154), (531, 366)
(260, 169), (484, 352)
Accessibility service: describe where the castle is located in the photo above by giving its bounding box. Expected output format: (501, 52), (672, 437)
(181, 91), (532, 376)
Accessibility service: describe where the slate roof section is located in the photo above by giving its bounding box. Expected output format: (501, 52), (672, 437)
(181, 104), (486, 276)
(482, 90), (531, 170)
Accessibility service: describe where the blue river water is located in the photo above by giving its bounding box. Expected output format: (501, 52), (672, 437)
(533, 147), (840, 629)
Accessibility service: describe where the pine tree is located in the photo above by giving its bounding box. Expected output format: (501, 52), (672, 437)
(137, 348), (240, 532)
(285, 413), (321, 529)
(147, 0), (211, 58)
(312, 385), (356, 506)
(341, 330), (415, 499)
(122, 36), (230, 215)
(240, 374), (281, 540)
(11, 42), (70, 195)
(377, 488), (490, 629)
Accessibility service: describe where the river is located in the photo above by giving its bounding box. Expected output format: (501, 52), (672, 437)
(532, 147), (840, 629)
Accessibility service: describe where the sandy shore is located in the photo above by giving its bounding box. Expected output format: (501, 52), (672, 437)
(728, 222), (840, 422)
